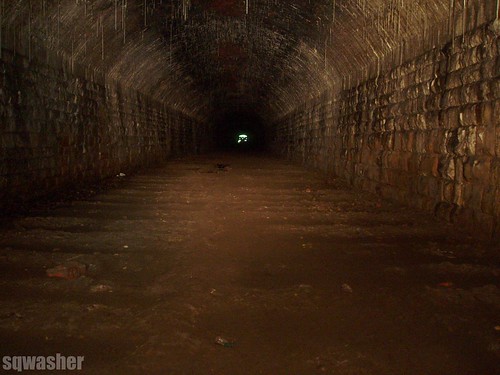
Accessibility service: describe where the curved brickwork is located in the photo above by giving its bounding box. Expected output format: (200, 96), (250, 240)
(273, 23), (499, 238)
(0, 51), (210, 211)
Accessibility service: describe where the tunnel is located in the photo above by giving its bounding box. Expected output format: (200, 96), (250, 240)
(0, 1), (499, 373)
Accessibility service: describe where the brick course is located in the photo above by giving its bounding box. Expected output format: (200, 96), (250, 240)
(273, 23), (499, 238)
(0, 51), (210, 211)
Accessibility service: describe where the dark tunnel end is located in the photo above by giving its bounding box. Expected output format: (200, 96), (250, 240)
(212, 110), (268, 152)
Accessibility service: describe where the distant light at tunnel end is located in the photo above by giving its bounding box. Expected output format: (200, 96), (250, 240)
(237, 134), (249, 144)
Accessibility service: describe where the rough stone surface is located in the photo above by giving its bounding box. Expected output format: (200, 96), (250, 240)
(0, 51), (210, 211)
(273, 24), (499, 238)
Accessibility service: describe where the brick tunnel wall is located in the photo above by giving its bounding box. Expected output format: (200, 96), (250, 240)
(0, 50), (210, 212)
(273, 22), (499, 238)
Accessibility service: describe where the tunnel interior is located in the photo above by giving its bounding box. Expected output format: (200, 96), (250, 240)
(0, 0), (498, 231)
(0, 1), (499, 373)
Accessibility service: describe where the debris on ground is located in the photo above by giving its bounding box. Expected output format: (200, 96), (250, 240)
(422, 243), (457, 258)
(90, 284), (113, 293)
(46, 262), (87, 280)
(298, 284), (312, 292)
(438, 281), (454, 288)
(0, 312), (23, 320)
(117, 173), (126, 177)
(215, 336), (235, 348)
(216, 164), (231, 172)
(85, 304), (107, 312)
(341, 284), (353, 293)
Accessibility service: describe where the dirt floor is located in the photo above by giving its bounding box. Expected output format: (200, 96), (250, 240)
(0, 153), (499, 374)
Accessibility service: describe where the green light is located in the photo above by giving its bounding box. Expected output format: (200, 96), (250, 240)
(237, 134), (248, 144)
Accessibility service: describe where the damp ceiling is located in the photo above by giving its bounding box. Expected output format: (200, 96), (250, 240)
(1, 0), (497, 120)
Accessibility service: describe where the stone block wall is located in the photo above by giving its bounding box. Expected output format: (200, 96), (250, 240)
(0, 50), (210, 211)
(273, 23), (499, 238)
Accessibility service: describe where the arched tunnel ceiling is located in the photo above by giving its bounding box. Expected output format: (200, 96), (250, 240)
(2, 0), (496, 121)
